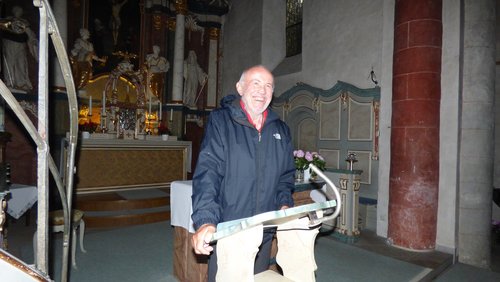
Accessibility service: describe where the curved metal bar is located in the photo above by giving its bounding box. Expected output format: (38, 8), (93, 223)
(308, 164), (342, 225)
(38, 1), (79, 281)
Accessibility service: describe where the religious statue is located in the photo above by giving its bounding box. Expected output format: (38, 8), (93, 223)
(70, 28), (106, 89)
(110, 0), (128, 46)
(135, 108), (147, 137)
(183, 50), (207, 108)
(145, 45), (169, 101)
(1, 6), (39, 92)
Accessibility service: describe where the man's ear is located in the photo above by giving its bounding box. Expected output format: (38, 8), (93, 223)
(236, 82), (243, 96)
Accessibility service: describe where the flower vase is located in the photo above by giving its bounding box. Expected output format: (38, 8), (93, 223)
(295, 169), (304, 182)
(310, 171), (319, 182)
(303, 168), (311, 182)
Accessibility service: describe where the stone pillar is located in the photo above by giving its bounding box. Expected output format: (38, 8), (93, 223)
(388, 0), (442, 250)
(458, 0), (495, 268)
(207, 27), (220, 109)
(171, 0), (187, 104)
(51, 0), (68, 92)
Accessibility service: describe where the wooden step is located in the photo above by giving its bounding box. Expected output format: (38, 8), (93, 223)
(75, 188), (170, 228)
(83, 210), (171, 229)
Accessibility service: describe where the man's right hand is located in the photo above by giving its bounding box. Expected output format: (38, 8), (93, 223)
(191, 223), (216, 255)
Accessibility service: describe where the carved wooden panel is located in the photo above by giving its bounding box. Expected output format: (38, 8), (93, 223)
(319, 98), (341, 140)
(273, 81), (380, 199)
(319, 149), (340, 169)
(297, 118), (317, 152)
(348, 98), (373, 141)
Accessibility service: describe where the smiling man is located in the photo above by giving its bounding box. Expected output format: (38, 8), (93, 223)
(191, 65), (296, 281)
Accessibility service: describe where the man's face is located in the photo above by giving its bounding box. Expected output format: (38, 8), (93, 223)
(236, 67), (274, 117)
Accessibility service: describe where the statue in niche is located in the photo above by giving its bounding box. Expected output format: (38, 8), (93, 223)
(1, 6), (38, 92)
(145, 45), (169, 101)
(183, 50), (207, 109)
(70, 28), (106, 89)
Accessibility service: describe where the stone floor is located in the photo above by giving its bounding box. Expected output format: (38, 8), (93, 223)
(352, 228), (500, 280)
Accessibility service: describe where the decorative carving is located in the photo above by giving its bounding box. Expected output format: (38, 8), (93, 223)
(340, 90), (348, 110)
(175, 0), (188, 15)
(353, 179), (361, 192)
(185, 15), (205, 45)
(283, 102), (291, 116)
(312, 97), (320, 113)
(19, 101), (37, 117)
(167, 18), (176, 31)
(209, 27), (220, 40)
(340, 178), (348, 190)
(153, 14), (162, 30)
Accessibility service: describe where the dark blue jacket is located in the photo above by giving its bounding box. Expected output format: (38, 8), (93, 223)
(191, 94), (295, 230)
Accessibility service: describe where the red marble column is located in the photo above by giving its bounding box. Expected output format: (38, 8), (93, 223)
(388, 0), (442, 250)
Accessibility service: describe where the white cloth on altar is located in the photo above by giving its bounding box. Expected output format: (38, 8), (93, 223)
(7, 184), (37, 219)
(170, 180), (195, 233)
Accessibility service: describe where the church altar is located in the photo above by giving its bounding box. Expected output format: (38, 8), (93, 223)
(68, 138), (191, 194)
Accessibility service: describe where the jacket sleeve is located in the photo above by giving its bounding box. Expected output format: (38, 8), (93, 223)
(191, 112), (225, 230)
(275, 123), (296, 208)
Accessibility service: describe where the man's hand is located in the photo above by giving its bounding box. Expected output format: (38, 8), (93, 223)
(280, 205), (289, 210)
(191, 223), (216, 255)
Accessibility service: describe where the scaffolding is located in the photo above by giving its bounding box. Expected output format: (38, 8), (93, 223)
(0, 1), (78, 281)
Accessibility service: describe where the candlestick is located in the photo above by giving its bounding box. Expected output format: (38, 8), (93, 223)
(149, 96), (152, 113)
(89, 96), (92, 113)
(170, 108), (173, 121)
(158, 102), (162, 120)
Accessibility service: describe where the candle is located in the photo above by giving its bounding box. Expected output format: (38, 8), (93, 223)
(89, 96), (92, 114)
(102, 91), (106, 114)
(170, 108), (173, 121)
(158, 102), (162, 120)
(149, 96), (152, 113)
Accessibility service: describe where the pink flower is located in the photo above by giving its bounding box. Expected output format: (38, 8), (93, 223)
(295, 150), (305, 158)
(305, 151), (313, 162)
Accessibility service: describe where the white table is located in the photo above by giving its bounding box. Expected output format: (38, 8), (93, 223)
(170, 180), (195, 233)
(7, 184), (37, 220)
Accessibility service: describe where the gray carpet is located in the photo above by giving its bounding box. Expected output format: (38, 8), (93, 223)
(21, 222), (177, 282)
(15, 221), (438, 282)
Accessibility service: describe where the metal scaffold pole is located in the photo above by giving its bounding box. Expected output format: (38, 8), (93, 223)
(0, 1), (79, 281)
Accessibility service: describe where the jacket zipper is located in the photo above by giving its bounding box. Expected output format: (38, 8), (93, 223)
(255, 128), (262, 214)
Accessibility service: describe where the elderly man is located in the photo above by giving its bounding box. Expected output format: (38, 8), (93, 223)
(191, 65), (295, 281)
